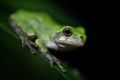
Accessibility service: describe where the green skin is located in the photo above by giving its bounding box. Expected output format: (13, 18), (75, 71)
(10, 10), (87, 72)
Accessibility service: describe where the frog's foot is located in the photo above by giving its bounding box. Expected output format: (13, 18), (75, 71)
(20, 34), (37, 54)
(38, 48), (66, 72)
(44, 52), (66, 72)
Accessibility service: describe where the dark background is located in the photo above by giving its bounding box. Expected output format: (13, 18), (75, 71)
(52, 1), (104, 80)
(0, 0), (104, 80)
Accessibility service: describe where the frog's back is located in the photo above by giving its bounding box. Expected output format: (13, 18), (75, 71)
(10, 10), (60, 39)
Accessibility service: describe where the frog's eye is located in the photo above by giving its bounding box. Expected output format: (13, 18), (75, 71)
(63, 28), (73, 37)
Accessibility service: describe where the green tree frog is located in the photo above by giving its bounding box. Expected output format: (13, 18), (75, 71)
(10, 10), (87, 72)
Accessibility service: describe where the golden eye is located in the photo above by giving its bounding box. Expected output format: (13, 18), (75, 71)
(63, 28), (73, 37)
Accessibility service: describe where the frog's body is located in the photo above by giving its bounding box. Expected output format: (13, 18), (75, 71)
(11, 10), (60, 51)
(10, 10), (86, 72)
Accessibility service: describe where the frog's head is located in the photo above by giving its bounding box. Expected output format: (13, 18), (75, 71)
(53, 26), (87, 51)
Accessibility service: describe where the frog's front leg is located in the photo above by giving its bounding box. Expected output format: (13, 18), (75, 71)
(36, 39), (66, 72)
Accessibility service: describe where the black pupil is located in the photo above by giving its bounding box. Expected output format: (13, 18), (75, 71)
(65, 29), (71, 34)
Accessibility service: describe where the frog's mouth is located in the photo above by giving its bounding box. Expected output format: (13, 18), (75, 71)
(55, 39), (84, 47)
(54, 40), (84, 51)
